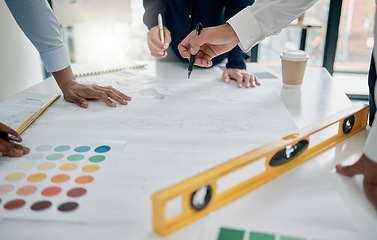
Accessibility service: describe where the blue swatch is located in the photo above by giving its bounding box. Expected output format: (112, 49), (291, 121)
(54, 145), (71, 152)
(35, 145), (53, 152)
(74, 146), (91, 153)
(94, 145), (111, 153)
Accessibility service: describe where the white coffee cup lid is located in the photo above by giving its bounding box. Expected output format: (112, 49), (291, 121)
(281, 50), (309, 61)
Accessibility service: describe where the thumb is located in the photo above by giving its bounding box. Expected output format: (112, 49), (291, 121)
(190, 33), (207, 55)
(178, 30), (196, 59)
(336, 160), (364, 177)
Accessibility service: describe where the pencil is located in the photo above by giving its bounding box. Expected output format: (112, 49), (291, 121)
(16, 93), (60, 134)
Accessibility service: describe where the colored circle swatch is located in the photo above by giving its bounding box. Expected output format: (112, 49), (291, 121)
(38, 162), (56, 171)
(27, 153), (44, 160)
(54, 145), (71, 152)
(31, 200), (52, 211)
(4, 199), (26, 210)
(35, 145), (52, 152)
(94, 145), (110, 153)
(75, 175), (94, 184)
(17, 185), (37, 196)
(58, 202), (79, 212)
(51, 174), (70, 183)
(74, 146), (90, 153)
(17, 162), (36, 170)
(89, 155), (105, 163)
(67, 154), (85, 161)
(67, 187), (87, 198)
(6, 173), (25, 182)
(27, 173), (47, 183)
(0, 184), (14, 194)
(60, 163), (78, 171)
(42, 186), (62, 197)
(47, 153), (64, 161)
(82, 164), (100, 173)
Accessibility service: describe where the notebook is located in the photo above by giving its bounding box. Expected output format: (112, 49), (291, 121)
(71, 61), (147, 77)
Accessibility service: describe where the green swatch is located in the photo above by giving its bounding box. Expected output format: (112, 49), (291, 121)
(46, 153), (64, 161)
(249, 231), (275, 240)
(89, 155), (106, 163)
(67, 154), (85, 161)
(27, 153), (44, 160)
(218, 227), (244, 240)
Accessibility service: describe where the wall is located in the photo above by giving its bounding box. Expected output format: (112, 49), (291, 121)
(0, 1), (43, 101)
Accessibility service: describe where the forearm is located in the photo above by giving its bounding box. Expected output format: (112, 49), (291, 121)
(227, 0), (318, 52)
(51, 66), (76, 92)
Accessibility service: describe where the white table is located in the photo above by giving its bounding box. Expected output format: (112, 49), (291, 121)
(0, 62), (375, 240)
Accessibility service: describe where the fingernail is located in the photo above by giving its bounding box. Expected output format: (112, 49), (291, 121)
(15, 149), (23, 155)
(81, 102), (88, 108)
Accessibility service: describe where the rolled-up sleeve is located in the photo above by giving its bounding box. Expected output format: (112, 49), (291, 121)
(5, 0), (70, 73)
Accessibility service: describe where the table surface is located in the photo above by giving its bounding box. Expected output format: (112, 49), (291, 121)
(1, 61), (376, 240)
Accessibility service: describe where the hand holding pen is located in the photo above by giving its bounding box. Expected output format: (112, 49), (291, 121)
(146, 13), (172, 58)
(0, 122), (29, 158)
(187, 23), (203, 78)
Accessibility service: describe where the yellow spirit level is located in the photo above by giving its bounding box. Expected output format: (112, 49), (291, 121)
(152, 105), (369, 236)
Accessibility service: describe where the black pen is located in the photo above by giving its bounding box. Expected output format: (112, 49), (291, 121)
(0, 132), (19, 142)
(188, 23), (203, 79)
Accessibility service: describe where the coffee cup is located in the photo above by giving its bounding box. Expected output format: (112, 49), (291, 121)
(280, 50), (309, 88)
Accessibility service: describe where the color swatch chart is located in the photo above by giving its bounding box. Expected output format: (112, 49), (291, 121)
(218, 227), (329, 240)
(0, 142), (122, 222)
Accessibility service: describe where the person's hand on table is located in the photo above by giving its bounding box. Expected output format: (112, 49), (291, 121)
(336, 154), (377, 209)
(178, 23), (240, 68)
(147, 25), (172, 58)
(52, 66), (131, 108)
(0, 123), (30, 158)
(223, 68), (260, 88)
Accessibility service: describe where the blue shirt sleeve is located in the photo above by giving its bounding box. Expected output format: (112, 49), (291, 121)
(143, 0), (166, 29)
(5, 0), (70, 73)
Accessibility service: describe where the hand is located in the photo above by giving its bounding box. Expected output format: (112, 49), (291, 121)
(178, 23), (240, 68)
(0, 123), (30, 157)
(52, 66), (131, 108)
(223, 69), (260, 88)
(147, 25), (172, 58)
(336, 154), (377, 209)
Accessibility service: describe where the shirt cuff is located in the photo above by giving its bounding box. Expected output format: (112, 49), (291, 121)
(40, 45), (70, 73)
(364, 122), (377, 163)
(227, 8), (262, 53)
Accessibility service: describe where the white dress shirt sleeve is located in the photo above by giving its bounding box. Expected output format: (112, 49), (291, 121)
(5, 0), (70, 73)
(364, 102), (377, 163)
(227, 0), (318, 52)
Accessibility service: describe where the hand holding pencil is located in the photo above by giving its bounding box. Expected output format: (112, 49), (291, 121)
(146, 13), (171, 58)
(0, 122), (29, 158)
